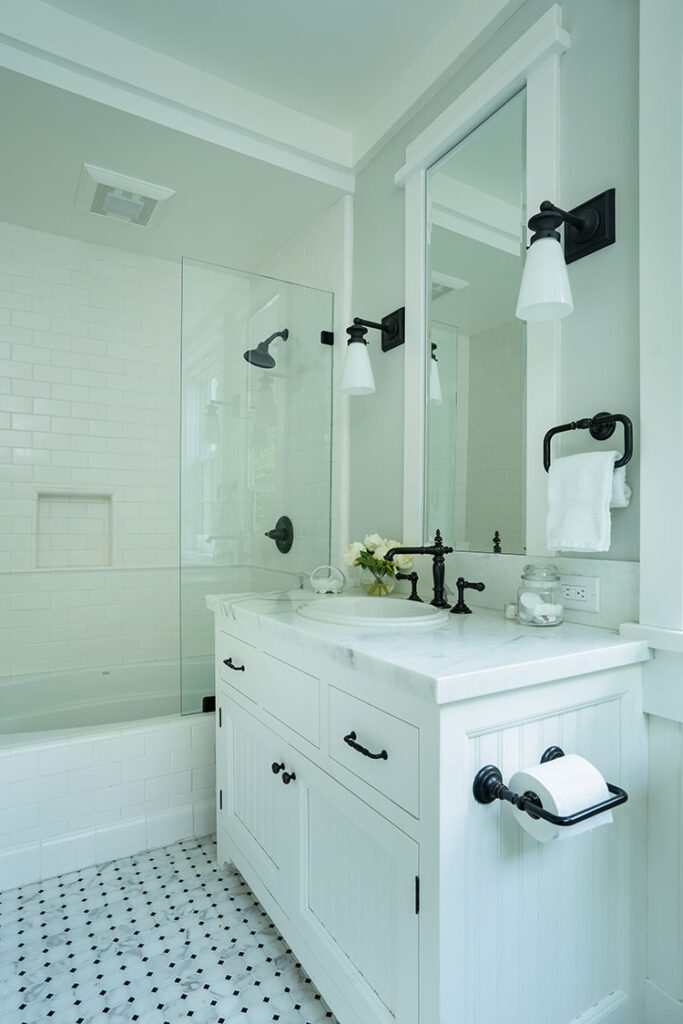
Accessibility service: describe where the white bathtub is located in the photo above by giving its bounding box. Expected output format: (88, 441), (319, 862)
(0, 661), (216, 891)
(0, 660), (190, 735)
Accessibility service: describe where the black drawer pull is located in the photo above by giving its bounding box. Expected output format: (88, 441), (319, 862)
(343, 731), (388, 761)
(282, 771), (296, 785)
(223, 657), (245, 672)
(272, 762), (285, 775)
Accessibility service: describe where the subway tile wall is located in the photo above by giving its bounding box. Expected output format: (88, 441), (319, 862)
(0, 713), (215, 890)
(0, 221), (181, 678)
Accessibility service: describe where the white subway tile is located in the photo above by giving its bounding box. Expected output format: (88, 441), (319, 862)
(121, 753), (171, 782)
(0, 842), (40, 890)
(146, 806), (193, 849)
(95, 818), (146, 863)
(40, 830), (96, 880)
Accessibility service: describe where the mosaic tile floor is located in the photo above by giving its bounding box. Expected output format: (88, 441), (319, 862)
(0, 836), (337, 1024)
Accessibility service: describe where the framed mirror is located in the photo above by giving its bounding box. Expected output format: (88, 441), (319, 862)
(425, 91), (527, 554)
(397, 8), (567, 554)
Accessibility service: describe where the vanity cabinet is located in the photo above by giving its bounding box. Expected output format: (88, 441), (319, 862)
(211, 600), (649, 1024)
(217, 679), (420, 1024)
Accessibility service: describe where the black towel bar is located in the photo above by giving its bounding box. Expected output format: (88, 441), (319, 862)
(472, 746), (628, 827)
(543, 411), (633, 472)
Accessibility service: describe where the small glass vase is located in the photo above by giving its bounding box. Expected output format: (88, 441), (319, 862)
(359, 567), (395, 596)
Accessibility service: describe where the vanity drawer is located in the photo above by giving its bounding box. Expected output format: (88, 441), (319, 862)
(218, 630), (259, 702)
(261, 653), (320, 747)
(328, 687), (419, 816)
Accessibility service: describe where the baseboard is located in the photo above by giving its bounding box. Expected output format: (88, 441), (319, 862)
(0, 797), (216, 890)
(646, 981), (683, 1024)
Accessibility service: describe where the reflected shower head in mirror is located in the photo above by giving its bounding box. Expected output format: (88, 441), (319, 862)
(243, 329), (289, 368)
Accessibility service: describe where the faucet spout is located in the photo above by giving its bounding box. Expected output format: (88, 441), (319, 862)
(386, 530), (454, 608)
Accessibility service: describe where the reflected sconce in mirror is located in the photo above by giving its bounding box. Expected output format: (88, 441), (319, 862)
(429, 343), (443, 405)
(516, 188), (616, 322)
(340, 307), (405, 396)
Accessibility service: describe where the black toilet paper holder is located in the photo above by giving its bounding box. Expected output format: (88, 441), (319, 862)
(472, 746), (628, 826)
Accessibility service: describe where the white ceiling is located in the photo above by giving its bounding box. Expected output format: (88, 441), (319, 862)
(0, 68), (343, 268)
(41, 0), (468, 129)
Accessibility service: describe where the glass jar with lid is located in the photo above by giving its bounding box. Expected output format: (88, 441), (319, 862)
(517, 563), (563, 626)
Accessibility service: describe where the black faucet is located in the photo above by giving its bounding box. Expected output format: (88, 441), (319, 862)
(385, 530), (454, 608)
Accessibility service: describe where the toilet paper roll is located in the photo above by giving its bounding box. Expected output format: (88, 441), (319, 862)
(507, 754), (613, 843)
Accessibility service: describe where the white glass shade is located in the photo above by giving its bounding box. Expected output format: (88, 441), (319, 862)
(429, 356), (443, 404)
(341, 340), (375, 395)
(516, 235), (574, 321)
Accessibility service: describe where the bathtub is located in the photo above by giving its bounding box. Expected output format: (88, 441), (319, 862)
(0, 660), (216, 891)
(0, 660), (189, 734)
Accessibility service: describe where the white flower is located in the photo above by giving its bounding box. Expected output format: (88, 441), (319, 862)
(373, 543), (389, 561)
(363, 533), (384, 553)
(342, 541), (364, 566)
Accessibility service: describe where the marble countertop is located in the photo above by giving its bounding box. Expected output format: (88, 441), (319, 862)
(207, 590), (650, 704)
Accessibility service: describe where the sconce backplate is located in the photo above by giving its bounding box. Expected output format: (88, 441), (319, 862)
(381, 306), (406, 352)
(564, 188), (616, 264)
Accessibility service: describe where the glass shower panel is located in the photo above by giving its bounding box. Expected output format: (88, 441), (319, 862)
(179, 258), (334, 714)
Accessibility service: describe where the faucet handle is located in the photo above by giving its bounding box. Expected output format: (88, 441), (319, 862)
(395, 571), (423, 602)
(451, 577), (486, 615)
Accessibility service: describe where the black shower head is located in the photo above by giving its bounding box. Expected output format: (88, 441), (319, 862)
(243, 329), (288, 368)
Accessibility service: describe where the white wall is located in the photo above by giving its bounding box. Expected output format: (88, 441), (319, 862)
(0, 221), (180, 678)
(350, 0), (639, 567)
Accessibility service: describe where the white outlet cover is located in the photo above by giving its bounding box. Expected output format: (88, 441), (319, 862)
(559, 574), (600, 612)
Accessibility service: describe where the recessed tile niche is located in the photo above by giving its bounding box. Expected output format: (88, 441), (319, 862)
(36, 493), (112, 569)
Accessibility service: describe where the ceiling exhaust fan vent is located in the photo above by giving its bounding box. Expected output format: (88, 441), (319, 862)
(77, 164), (175, 227)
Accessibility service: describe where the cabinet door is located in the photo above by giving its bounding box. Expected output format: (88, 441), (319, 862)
(293, 759), (420, 1024)
(219, 692), (295, 913)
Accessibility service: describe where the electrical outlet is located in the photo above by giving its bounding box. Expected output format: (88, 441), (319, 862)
(559, 575), (600, 612)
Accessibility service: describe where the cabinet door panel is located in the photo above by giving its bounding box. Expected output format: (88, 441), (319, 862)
(221, 695), (294, 913)
(294, 761), (419, 1024)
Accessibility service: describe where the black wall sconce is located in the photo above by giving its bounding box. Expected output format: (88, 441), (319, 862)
(516, 188), (616, 322)
(341, 306), (405, 395)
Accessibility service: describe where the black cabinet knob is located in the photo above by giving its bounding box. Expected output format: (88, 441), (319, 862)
(281, 771), (296, 785)
(271, 762), (285, 775)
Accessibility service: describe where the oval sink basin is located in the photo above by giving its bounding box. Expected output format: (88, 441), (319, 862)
(297, 596), (448, 629)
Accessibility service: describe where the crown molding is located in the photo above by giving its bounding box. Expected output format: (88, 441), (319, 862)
(352, 0), (526, 169)
(0, 0), (355, 192)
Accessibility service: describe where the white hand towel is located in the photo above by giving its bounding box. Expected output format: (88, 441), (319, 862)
(546, 451), (631, 552)
(610, 456), (632, 509)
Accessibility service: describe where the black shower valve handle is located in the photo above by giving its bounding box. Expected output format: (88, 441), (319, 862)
(264, 515), (294, 554)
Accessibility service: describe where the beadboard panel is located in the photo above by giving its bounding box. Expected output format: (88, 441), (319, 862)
(440, 669), (646, 1024)
(297, 763), (419, 1024)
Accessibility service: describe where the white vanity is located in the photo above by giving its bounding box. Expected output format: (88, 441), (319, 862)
(208, 591), (649, 1024)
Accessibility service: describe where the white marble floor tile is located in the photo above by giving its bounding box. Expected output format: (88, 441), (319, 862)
(0, 836), (336, 1024)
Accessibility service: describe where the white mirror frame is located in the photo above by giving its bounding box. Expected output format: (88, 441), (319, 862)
(395, 5), (570, 552)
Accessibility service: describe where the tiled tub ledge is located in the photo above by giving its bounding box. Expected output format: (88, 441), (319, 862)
(0, 713), (216, 891)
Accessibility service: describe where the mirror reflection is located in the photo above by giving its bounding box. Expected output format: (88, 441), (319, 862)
(425, 90), (527, 554)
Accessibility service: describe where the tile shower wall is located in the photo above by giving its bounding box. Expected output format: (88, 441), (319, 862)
(260, 196), (352, 565)
(181, 197), (350, 672)
(0, 221), (180, 678)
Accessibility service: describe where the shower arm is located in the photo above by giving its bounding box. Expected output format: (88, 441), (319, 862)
(261, 330), (288, 348)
